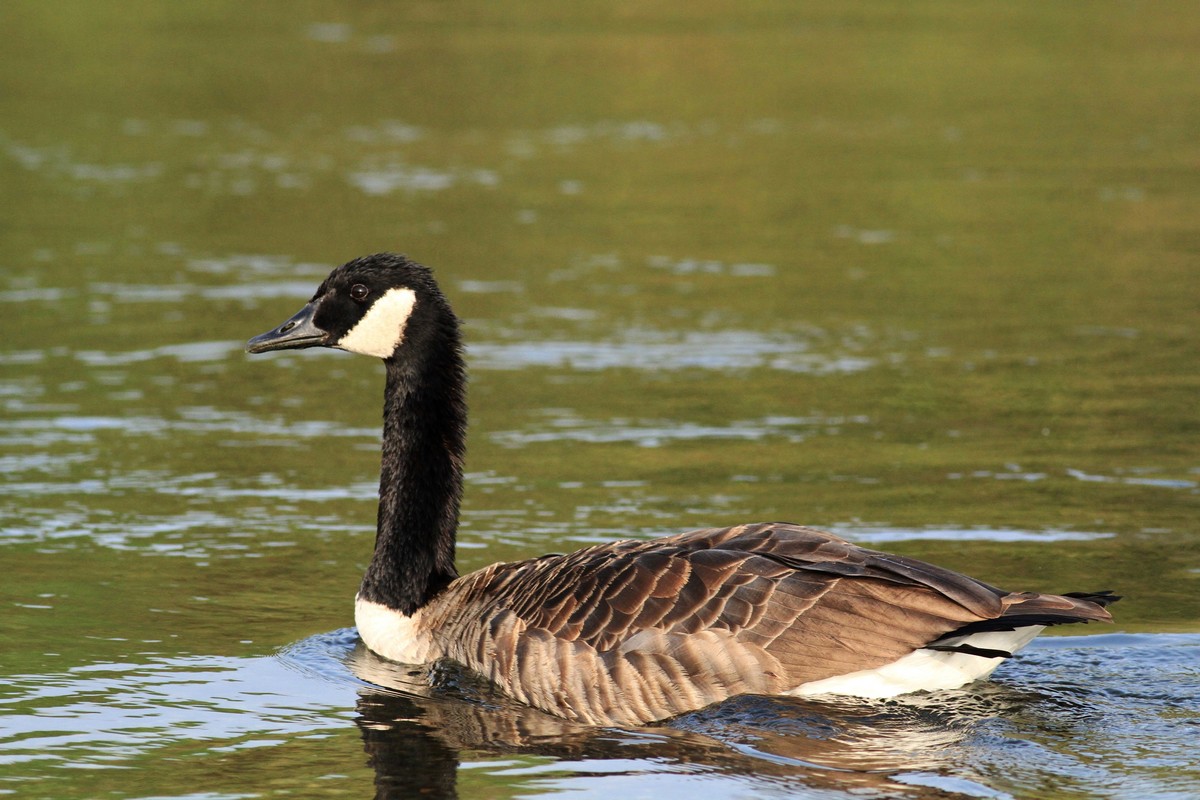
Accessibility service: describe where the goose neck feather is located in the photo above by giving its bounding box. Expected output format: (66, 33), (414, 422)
(358, 302), (466, 616)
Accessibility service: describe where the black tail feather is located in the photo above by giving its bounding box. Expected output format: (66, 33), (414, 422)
(924, 642), (1014, 659)
(933, 589), (1120, 641)
(1063, 589), (1121, 607)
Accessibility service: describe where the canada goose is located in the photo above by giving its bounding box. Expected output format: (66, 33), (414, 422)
(246, 253), (1117, 726)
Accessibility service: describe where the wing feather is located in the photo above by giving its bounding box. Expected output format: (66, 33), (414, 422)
(423, 522), (1114, 724)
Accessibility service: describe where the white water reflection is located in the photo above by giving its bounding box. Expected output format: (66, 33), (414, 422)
(492, 411), (870, 448)
(1067, 468), (1197, 490)
(0, 287), (75, 303)
(0, 132), (162, 186)
(458, 279), (525, 294)
(646, 255), (776, 277)
(0, 647), (356, 768)
(1, 499), (370, 557)
(184, 254), (332, 278)
(75, 341), (244, 365)
(347, 162), (500, 195)
(949, 466), (1197, 491)
(838, 527), (1115, 545)
(0, 411), (377, 444)
(468, 330), (875, 373)
(86, 280), (316, 304)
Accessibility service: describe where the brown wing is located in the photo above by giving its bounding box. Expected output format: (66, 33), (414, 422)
(427, 522), (1111, 724)
(478, 523), (1012, 680)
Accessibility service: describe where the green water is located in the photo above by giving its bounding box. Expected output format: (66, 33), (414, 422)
(2, 3), (1198, 798)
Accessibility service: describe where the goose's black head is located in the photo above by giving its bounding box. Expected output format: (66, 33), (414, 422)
(246, 253), (455, 360)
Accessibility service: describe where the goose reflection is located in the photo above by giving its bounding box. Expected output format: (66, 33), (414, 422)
(346, 642), (1029, 799)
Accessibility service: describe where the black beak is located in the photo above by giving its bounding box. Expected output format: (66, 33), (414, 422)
(246, 302), (329, 354)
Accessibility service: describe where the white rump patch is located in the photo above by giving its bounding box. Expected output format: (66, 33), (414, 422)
(355, 597), (436, 664)
(790, 626), (1046, 699)
(337, 287), (418, 358)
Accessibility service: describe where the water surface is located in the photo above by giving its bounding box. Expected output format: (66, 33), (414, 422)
(2, 3), (1198, 798)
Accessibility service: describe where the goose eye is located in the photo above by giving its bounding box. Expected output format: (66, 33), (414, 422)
(350, 284), (370, 302)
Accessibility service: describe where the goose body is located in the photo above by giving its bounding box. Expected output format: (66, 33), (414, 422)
(247, 253), (1117, 726)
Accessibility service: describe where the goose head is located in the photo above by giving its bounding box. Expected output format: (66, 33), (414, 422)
(246, 253), (453, 360)
(245, 253), (466, 616)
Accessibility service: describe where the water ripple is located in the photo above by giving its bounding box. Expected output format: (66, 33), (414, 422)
(1067, 468), (1197, 490)
(468, 330), (875, 373)
(840, 527), (1116, 544)
(0, 411), (377, 445)
(492, 412), (870, 448)
(0, 645), (357, 768)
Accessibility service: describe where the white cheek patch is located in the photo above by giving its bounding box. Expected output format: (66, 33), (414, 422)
(336, 287), (418, 358)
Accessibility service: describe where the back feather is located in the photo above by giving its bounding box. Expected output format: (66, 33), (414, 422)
(413, 523), (1114, 725)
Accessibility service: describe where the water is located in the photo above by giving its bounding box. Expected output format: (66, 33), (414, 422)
(2, 3), (1198, 798)
(5, 632), (1198, 798)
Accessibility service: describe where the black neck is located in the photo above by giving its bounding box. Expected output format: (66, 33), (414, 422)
(358, 316), (466, 616)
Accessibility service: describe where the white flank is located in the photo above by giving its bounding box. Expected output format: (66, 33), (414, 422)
(789, 626), (1046, 699)
(355, 597), (436, 663)
(337, 287), (418, 358)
